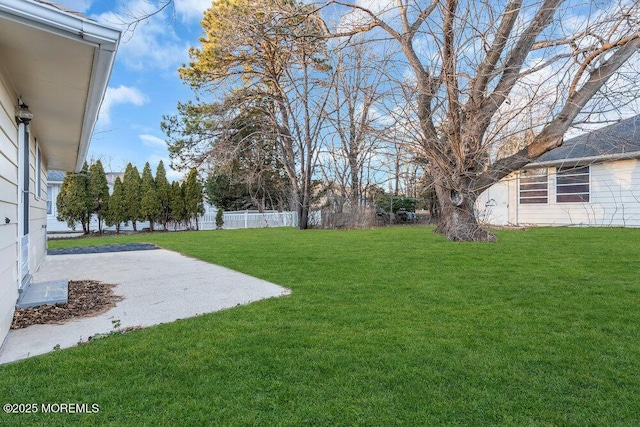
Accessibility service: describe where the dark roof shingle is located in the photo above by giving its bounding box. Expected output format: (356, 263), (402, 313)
(535, 115), (640, 164)
(47, 170), (66, 182)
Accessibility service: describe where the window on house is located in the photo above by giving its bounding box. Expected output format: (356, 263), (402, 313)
(556, 165), (590, 203)
(47, 190), (52, 215)
(519, 169), (548, 204)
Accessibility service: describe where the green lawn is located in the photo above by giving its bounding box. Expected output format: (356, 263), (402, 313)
(2, 227), (639, 425)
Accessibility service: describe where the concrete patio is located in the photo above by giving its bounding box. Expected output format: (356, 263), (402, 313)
(0, 247), (290, 364)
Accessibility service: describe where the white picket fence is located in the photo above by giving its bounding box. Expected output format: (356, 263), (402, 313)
(47, 210), (298, 233)
(200, 210), (298, 230)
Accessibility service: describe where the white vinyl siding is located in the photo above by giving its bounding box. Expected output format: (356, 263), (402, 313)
(0, 73), (49, 346)
(0, 73), (19, 345)
(480, 160), (640, 227)
(589, 160), (640, 226)
(27, 127), (47, 275)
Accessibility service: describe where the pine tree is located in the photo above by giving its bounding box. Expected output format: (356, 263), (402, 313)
(88, 160), (110, 234)
(140, 162), (160, 231)
(169, 181), (186, 229)
(56, 164), (92, 234)
(122, 163), (142, 231)
(215, 208), (224, 230)
(184, 168), (204, 230)
(105, 176), (126, 233)
(56, 174), (79, 232)
(155, 160), (172, 230)
(180, 181), (190, 229)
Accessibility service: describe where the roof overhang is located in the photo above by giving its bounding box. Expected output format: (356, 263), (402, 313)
(0, 0), (120, 171)
(525, 150), (640, 169)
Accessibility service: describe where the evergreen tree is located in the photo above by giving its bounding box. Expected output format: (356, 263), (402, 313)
(140, 162), (160, 231)
(204, 172), (250, 211)
(184, 168), (204, 230)
(56, 163), (92, 234)
(122, 163), (142, 231)
(56, 173), (79, 232)
(88, 160), (110, 234)
(155, 160), (172, 230)
(169, 181), (186, 229)
(180, 181), (190, 229)
(215, 208), (224, 230)
(105, 176), (127, 233)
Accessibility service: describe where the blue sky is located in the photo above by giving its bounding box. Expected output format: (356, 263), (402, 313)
(53, 0), (213, 181)
(54, 0), (638, 181)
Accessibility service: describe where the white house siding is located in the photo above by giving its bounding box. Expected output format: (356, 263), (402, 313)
(587, 160), (640, 226)
(0, 73), (19, 344)
(477, 160), (640, 227)
(28, 134), (47, 274)
(476, 176), (514, 226)
(0, 72), (49, 345)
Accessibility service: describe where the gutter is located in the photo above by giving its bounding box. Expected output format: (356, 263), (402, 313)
(524, 150), (640, 169)
(0, 0), (120, 47)
(76, 34), (120, 171)
(0, 0), (121, 172)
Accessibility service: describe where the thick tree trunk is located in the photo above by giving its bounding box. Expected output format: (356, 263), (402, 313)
(289, 183), (311, 230)
(433, 184), (495, 242)
(298, 204), (309, 230)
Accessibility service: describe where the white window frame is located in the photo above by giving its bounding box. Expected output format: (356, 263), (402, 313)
(556, 165), (590, 203)
(46, 187), (53, 215)
(519, 168), (548, 204)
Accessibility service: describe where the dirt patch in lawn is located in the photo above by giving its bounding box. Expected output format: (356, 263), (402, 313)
(11, 280), (122, 329)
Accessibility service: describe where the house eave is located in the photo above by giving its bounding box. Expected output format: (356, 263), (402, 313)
(0, 0), (120, 46)
(0, 0), (121, 172)
(525, 150), (640, 169)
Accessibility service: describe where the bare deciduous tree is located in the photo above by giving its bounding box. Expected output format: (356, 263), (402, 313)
(320, 39), (392, 215)
(321, 0), (640, 241)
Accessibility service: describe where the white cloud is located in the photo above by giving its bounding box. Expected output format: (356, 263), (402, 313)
(93, 0), (189, 71)
(48, 0), (94, 13)
(356, 0), (394, 13)
(99, 85), (149, 125)
(174, 0), (211, 21)
(139, 134), (167, 148)
(147, 154), (185, 182)
(336, 0), (399, 34)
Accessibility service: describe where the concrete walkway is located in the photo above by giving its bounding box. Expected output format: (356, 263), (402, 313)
(0, 248), (290, 364)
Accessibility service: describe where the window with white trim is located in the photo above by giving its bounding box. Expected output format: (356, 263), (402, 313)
(519, 168), (548, 204)
(47, 189), (53, 215)
(556, 166), (590, 203)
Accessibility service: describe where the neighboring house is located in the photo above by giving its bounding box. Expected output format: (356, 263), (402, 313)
(0, 1), (119, 345)
(45, 170), (64, 228)
(478, 115), (640, 227)
(47, 170), (123, 232)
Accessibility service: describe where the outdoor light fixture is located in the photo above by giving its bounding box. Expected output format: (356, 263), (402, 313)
(15, 99), (33, 124)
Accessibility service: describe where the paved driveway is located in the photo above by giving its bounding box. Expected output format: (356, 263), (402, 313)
(0, 247), (290, 364)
